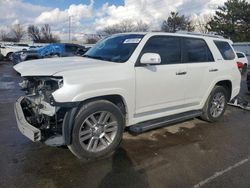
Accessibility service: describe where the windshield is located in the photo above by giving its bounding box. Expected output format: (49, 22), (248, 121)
(84, 34), (145, 63)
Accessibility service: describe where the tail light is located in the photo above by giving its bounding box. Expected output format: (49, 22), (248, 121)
(237, 61), (244, 69)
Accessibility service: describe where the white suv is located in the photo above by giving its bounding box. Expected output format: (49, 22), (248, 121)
(0, 44), (30, 60)
(14, 32), (241, 159)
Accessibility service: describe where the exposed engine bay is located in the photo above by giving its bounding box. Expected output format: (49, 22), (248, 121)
(19, 76), (65, 140)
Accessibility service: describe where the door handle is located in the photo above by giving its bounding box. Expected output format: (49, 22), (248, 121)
(176, 71), (187, 75)
(209, 68), (218, 72)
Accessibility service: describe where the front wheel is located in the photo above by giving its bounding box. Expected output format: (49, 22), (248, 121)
(201, 86), (228, 122)
(68, 100), (125, 160)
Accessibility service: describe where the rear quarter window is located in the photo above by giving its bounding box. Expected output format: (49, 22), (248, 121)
(236, 53), (245, 58)
(214, 41), (235, 60)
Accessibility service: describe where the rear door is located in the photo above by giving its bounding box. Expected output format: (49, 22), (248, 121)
(182, 37), (218, 105)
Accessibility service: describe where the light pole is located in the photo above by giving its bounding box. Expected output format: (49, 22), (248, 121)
(69, 16), (71, 42)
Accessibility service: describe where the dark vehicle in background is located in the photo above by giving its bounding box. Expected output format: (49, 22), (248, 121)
(12, 43), (89, 65)
(247, 72), (250, 92)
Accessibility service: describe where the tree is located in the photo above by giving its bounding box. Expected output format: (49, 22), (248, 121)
(27, 24), (60, 43)
(207, 0), (250, 42)
(0, 29), (9, 41)
(0, 24), (25, 42)
(99, 19), (149, 35)
(193, 14), (212, 33)
(134, 20), (149, 32)
(11, 24), (25, 42)
(27, 25), (41, 42)
(161, 12), (194, 32)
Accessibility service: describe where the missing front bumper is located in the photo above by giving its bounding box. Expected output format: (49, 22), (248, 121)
(14, 97), (41, 142)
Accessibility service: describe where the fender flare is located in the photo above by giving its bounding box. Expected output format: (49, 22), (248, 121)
(62, 107), (78, 145)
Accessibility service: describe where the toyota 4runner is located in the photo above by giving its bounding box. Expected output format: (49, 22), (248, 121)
(14, 32), (241, 159)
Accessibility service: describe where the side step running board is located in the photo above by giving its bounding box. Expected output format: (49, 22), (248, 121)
(129, 110), (202, 134)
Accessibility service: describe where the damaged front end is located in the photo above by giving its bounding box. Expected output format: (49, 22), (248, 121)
(15, 76), (67, 146)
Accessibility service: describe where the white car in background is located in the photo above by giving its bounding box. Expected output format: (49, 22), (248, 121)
(236, 51), (249, 73)
(0, 44), (30, 60)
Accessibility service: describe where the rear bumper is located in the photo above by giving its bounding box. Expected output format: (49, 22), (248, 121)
(14, 97), (41, 142)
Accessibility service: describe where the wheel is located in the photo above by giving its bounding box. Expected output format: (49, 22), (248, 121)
(68, 100), (125, 160)
(6, 52), (13, 61)
(201, 86), (228, 122)
(242, 64), (248, 75)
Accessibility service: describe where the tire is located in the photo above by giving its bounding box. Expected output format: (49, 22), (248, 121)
(201, 86), (228, 122)
(241, 64), (248, 75)
(68, 100), (125, 160)
(6, 52), (13, 61)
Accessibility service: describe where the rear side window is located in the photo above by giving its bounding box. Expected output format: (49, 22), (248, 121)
(140, 36), (181, 64)
(214, 41), (235, 60)
(182, 38), (214, 63)
(236, 52), (245, 58)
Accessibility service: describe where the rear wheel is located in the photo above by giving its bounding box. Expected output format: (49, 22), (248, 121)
(6, 52), (13, 61)
(242, 64), (248, 75)
(201, 86), (228, 122)
(68, 100), (125, 160)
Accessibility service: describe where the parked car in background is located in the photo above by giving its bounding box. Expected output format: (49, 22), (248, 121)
(0, 43), (31, 60)
(12, 43), (89, 65)
(233, 42), (250, 63)
(14, 32), (241, 160)
(247, 72), (250, 92)
(236, 51), (248, 74)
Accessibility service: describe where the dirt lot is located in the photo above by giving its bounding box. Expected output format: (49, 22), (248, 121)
(1, 60), (250, 188)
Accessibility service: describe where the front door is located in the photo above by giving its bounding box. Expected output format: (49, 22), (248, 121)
(135, 35), (187, 117)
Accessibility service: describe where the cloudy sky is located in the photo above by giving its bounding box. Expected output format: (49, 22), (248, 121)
(0, 0), (238, 40)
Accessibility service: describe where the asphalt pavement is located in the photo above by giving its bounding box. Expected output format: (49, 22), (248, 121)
(1, 60), (250, 188)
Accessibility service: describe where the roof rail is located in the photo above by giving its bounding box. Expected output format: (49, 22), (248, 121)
(176, 30), (224, 39)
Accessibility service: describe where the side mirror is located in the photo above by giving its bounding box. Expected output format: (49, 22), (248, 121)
(140, 53), (161, 65)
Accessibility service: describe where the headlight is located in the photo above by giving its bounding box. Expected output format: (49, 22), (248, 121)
(19, 76), (63, 94)
(42, 77), (64, 91)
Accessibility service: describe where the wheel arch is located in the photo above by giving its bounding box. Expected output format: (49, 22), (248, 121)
(62, 94), (128, 145)
(215, 80), (232, 102)
(6, 52), (13, 58)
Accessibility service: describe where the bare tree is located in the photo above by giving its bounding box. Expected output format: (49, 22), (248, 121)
(99, 19), (149, 35)
(27, 24), (60, 43)
(0, 29), (8, 41)
(135, 20), (149, 32)
(0, 25), (25, 42)
(118, 19), (135, 33)
(193, 14), (212, 33)
(86, 37), (100, 44)
(11, 24), (25, 42)
(27, 25), (41, 42)
(41, 24), (53, 41)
